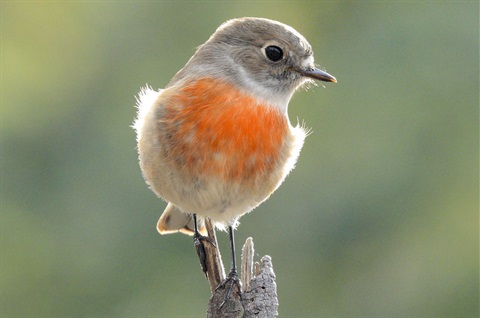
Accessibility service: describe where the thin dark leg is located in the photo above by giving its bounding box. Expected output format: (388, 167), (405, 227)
(228, 226), (237, 274)
(216, 226), (242, 307)
(193, 213), (201, 236)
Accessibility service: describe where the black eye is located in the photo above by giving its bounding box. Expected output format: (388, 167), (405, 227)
(265, 45), (283, 62)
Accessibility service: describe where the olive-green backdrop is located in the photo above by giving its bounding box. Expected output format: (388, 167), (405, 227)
(2, 1), (478, 317)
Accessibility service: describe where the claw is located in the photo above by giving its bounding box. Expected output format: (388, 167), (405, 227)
(216, 269), (242, 308)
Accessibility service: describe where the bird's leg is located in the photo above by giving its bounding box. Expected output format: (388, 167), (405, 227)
(216, 225), (242, 306)
(228, 225), (238, 278)
(193, 213), (216, 276)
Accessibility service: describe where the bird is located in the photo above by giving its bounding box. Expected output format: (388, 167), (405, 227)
(133, 17), (336, 291)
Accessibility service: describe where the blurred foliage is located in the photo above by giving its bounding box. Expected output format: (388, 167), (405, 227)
(1, 1), (478, 317)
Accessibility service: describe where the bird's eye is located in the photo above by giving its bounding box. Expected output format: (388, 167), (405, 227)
(265, 45), (284, 62)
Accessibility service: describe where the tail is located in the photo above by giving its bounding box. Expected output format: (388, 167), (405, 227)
(157, 203), (206, 236)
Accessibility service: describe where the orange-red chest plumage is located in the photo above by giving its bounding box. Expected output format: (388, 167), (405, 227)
(160, 78), (289, 183)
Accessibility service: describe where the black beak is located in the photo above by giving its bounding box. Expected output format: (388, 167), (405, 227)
(299, 67), (337, 83)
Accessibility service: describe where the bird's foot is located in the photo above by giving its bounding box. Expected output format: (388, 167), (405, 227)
(193, 232), (216, 276)
(216, 268), (242, 308)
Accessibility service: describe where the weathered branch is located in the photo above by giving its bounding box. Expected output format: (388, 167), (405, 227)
(204, 218), (225, 293)
(241, 237), (254, 291)
(241, 255), (279, 317)
(202, 221), (278, 317)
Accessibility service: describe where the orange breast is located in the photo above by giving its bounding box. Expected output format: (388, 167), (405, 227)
(162, 78), (289, 183)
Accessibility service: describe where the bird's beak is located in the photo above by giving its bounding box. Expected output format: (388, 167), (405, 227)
(299, 67), (337, 83)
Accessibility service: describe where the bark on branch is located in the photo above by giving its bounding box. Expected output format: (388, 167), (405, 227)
(203, 219), (279, 317)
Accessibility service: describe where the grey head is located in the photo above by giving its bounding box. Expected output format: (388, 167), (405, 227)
(168, 17), (336, 109)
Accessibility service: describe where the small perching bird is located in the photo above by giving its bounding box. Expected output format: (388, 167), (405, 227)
(133, 17), (336, 290)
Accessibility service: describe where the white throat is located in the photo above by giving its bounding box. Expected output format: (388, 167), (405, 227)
(235, 65), (293, 115)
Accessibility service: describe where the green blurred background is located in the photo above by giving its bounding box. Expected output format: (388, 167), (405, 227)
(1, 1), (478, 317)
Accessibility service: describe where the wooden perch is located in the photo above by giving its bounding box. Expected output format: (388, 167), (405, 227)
(203, 218), (225, 293)
(241, 255), (279, 317)
(203, 219), (279, 318)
